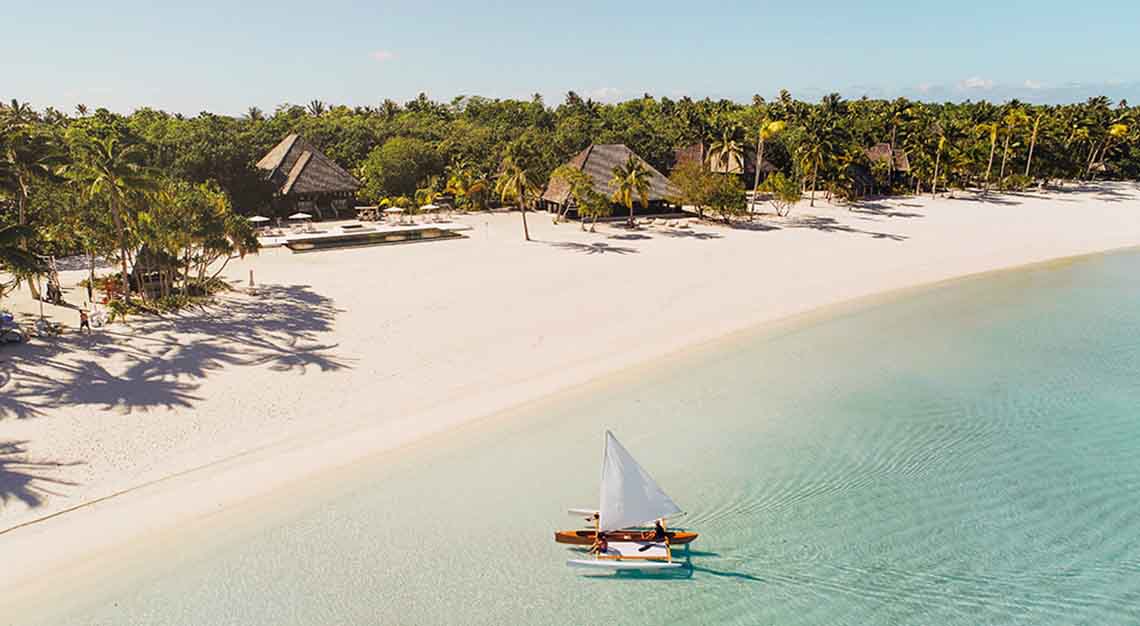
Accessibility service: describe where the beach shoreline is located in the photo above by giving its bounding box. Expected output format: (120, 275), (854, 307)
(4, 184), (1140, 608)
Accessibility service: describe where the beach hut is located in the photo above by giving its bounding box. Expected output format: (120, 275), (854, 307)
(256, 134), (362, 220)
(672, 143), (777, 179)
(864, 143), (911, 174)
(855, 143), (912, 195)
(541, 144), (677, 218)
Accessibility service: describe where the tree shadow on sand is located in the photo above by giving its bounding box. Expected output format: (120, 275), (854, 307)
(545, 241), (639, 255)
(0, 441), (82, 510)
(783, 215), (908, 241)
(849, 202), (924, 219)
(0, 284), (351, 420)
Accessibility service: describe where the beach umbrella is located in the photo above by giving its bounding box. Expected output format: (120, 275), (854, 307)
(420, 204), (439, 211)
(288, 212), (312, 220)
(383, 207), (404, 213)
(248, 215), (271, 223)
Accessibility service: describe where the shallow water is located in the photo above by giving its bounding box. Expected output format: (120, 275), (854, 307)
(26, 250), (1140, 625)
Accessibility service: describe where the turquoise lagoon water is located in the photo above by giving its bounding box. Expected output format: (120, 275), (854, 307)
(27, 250), (1140, 625)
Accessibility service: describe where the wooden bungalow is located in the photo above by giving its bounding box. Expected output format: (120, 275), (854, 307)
(852, 143), (912, 196)
(672, 143), (777, 180)
(540, 144), (677, 218)
(864, 143), (911, 174)
(256, 134), (361, 219)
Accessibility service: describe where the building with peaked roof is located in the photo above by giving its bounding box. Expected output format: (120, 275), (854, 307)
(673, 143), (777, 179)
(256, 134), (361, 219)
(864, 143), (911, 173)
(541, 144), (677, 217)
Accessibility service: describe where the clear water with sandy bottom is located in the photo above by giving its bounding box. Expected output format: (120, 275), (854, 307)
(26, 250), (1140, 625)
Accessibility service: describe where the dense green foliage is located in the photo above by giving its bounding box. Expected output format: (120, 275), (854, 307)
(0, 100), (258, 309)
(1, 91), (1138, 293)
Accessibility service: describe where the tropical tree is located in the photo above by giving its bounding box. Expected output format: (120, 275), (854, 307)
(668, 160), (715, 219)
(67, 133), (157, 302)
(0, 225), (47, 306)
(976, 122), (1000, 192)
(496, 156), (537, 241)
(758, 172), (801, 217)
(609, 155), (652, 226)
(1024, 112), (1043, 179)
(999, 106), (1029, 183)
(751, 120), (786, 211)
(708, 127), (744, 173)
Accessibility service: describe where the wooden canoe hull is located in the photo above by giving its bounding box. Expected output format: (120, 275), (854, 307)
(554, 529), (698, 546)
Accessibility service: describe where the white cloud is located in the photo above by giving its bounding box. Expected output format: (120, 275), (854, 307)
(1023, 79), (1043, 89)
(958, 76), (994, 90)
(586, 87), (623, 101)
(917, 82), (937, 94)
(370, 50), (396, 62)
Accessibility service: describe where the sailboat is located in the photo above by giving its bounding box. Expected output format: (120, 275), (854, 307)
(560, 431), (697, 570)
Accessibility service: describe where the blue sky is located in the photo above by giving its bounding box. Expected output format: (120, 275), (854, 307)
(4, 0), (1139, 115)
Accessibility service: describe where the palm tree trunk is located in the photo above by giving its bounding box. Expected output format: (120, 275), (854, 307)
(110, 195), (132, 304)
(1024, 116), (1041, 178)
(931, 147), (942, 199)
(1084, 142), (1100, 178)
(88, 250), (96, 304)
(809, 158), (819, 207)
(518, 186), (530, 241)
(999, 133), (1011, 182)
(889, 125), (897, 190)
(751, 134), (764, 212)
(984, 138), (997, 192)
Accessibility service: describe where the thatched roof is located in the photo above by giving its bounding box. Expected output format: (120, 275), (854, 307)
(865, 143), (911, 172)
(672, 143), (776, 176)
(543, 144), (676, 206)
(256, 134), (361, 196)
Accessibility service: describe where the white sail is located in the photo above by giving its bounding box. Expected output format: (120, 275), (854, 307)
(598, 431), (682, 531)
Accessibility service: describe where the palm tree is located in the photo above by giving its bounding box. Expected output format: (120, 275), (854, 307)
(496, 157), (535, 241)
(609, 155), (652, 227)
(0, 225), (47, 306)
(68, 135), (157, 303)
(74, 103), (89, 117)
(307, 100), (327, 116)
(751, 120), (786, 211)
(708, 128), (744, 173)
(1024, 112), (1043, 178)
(0, 125), (65, 228)
(245, 107), (265, 122)
(999, 107), (1028, 182)
(976, 122), (999, 192)
(931, 135), (946, 199)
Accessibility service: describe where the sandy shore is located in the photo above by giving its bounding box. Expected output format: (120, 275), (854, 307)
(3, 182), (1140, 598)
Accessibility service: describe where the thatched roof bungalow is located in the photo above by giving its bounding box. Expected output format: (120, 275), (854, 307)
(864, 143), (911, 172)
(673, 143), (777, 178)
(541, 144), (677, 217)
(256, 134), (361, 219)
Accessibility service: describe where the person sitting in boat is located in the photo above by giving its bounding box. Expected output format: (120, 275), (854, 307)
(592, 534), (608, 555)
(652, 520), (667, 542)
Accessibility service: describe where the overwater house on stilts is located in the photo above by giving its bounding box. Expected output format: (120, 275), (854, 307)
(540, 144), (678, 219)
(256, 134), (362, 220)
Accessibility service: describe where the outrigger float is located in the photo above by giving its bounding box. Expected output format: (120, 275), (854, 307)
(558, 431), (697, 571)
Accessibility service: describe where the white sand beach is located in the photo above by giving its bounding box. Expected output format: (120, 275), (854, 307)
(3, 183), (1140, 599)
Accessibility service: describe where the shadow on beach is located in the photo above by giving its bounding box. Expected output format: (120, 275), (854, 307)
(0, 284), (350, 421)
(0, 440), (82, 511)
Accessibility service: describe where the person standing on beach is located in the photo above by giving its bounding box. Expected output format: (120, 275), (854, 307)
(79, 308), (91, 334)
